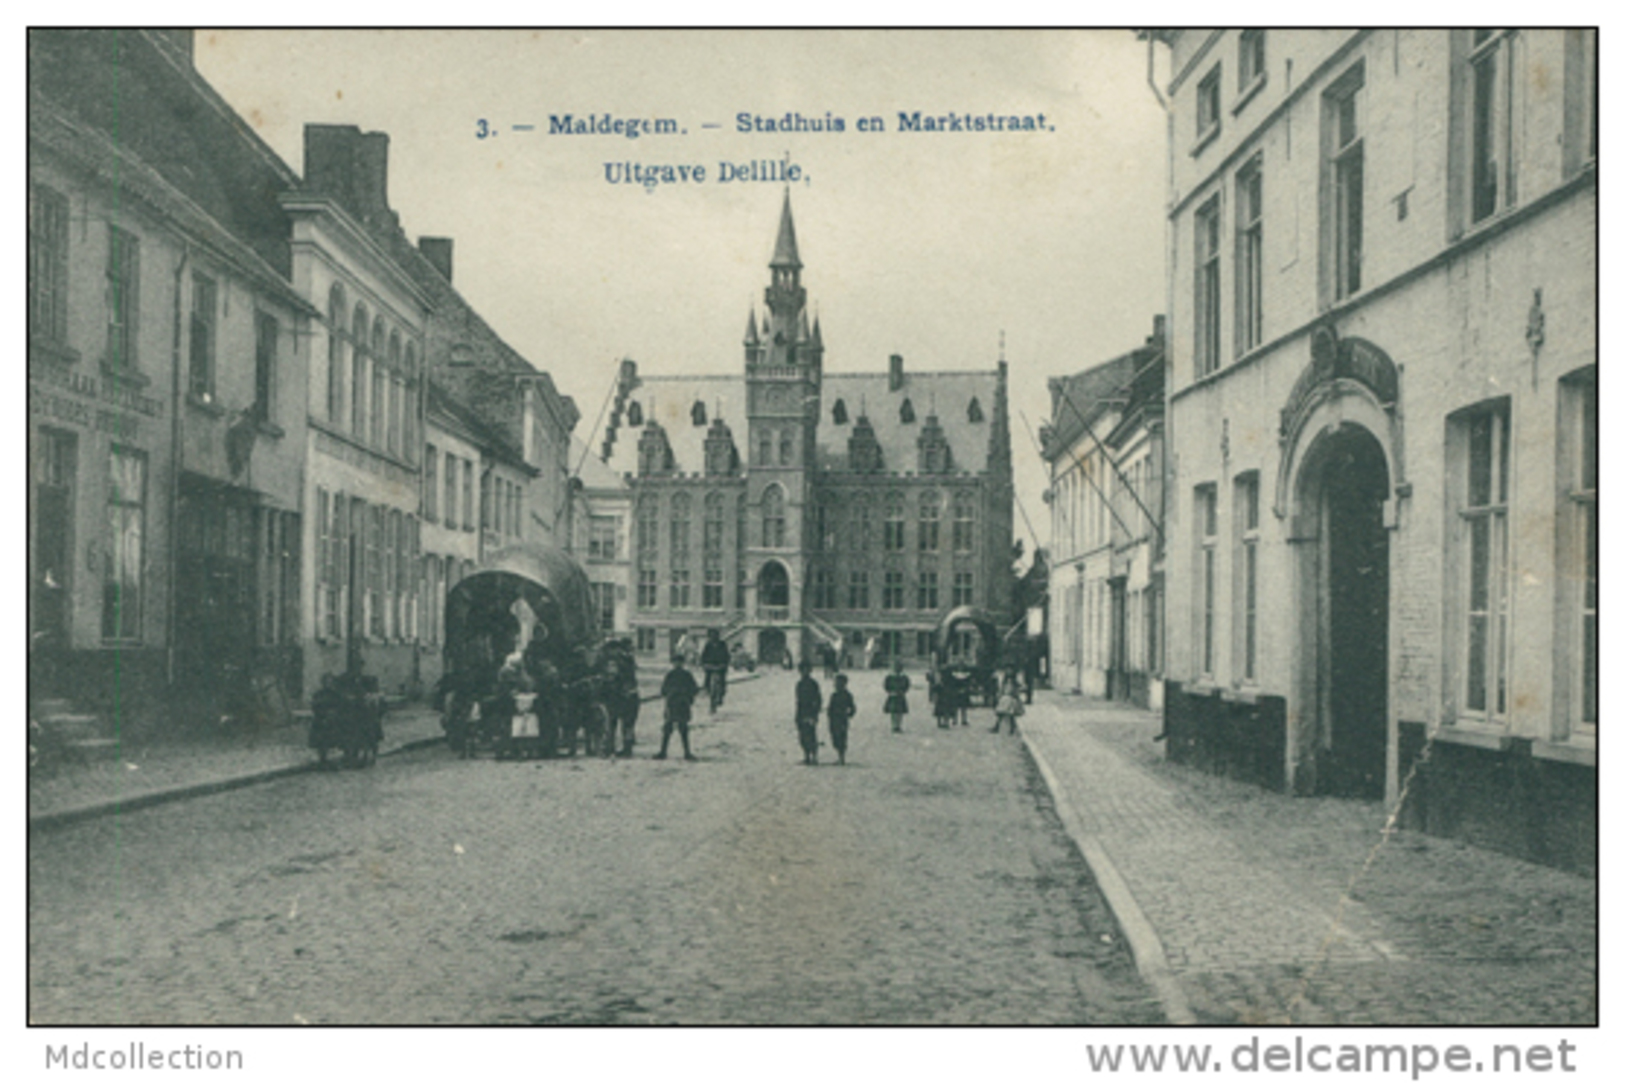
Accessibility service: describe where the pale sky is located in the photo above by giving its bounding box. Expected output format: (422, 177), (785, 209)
(196, 29), (1169, 553)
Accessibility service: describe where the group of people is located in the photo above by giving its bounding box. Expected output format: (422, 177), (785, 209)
(449, 614), (1038, 768)
(441, 608), (643, 761)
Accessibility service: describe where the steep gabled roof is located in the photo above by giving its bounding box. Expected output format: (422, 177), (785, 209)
(600, 367), (1001, 479)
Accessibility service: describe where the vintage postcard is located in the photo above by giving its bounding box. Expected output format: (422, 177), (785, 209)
(26, 26), (1599, 1071)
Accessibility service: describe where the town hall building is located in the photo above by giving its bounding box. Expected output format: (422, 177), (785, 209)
(597, 196), (1016, 667)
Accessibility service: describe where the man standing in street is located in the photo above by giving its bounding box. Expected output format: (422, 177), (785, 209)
(794, 662), (822, 765)
(700, 627), (731, 713)
(656, 653), (700, 761)
(826, 673), (855, 766)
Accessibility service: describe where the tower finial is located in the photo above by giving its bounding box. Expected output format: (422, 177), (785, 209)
(999, 329), (1006, 364)
(770, 189), (801, 269)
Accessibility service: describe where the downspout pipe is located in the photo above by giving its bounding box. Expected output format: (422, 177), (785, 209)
(165, 244), (190, 688)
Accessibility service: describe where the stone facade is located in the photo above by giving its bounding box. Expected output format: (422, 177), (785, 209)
(601, 198), (1016, 667)
(1152, 30), (1595, 869)
(29, 30), (317, 732)
(1043, 319), (1166, 708)
(28, 32), (581, 724)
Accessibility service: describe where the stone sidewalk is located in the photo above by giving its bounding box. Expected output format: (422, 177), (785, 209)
(28, 671), (757, 829)
(27, 703), (449, 828)
(1020, 694), (1597, 1026)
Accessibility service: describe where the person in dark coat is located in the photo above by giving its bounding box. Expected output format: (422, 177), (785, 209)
(883, 660), (911, 733)
(656, 654), (699, 761)
(827, 673), (856, 765)
(699, 628), (731, 712)
(934, 671), (959, 729)
(794, 663), (822, 765)
(603, 638), (640, 757)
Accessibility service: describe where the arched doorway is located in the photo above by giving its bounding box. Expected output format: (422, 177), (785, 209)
(759, 561), (790, 609)
(757, 628), (787, 668)
(1294, 423), (1390, 798)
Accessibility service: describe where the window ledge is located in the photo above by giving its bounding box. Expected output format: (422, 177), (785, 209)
(1186, 680), (1223, 696)
(1232, 74), (1267, 116)
(1221, 686), (1260, 705)
(1433, 725), (1511, 752)
(1190, 125), (1221, 158)
(1531, 739), (1596, 767)
(31, 339), (81, 366)
(101, 361), (151, 389)
(186, 393), (227, 418)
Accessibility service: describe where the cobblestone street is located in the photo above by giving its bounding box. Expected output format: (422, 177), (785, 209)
(29, 671), (1159, 1025)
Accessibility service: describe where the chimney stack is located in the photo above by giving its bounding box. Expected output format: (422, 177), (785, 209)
(419, 237), (454, 283)
(1151, 314), (1167, 346)
(888, 353), (904, 391)
(302, 124), (397, 230)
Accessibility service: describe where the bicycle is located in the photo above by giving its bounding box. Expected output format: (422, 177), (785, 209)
(704, 666), (727, 714)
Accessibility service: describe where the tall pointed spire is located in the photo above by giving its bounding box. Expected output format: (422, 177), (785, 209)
(745, 308), (760, 346)
(770, 189), (801, 269)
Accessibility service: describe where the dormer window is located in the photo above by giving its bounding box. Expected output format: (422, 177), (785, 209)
(832, 399), (848, 425)
(627, 401), (644, 426)
(900, 398), (916, 424)
(692, 400), (707, 426)
(967, 397), (984, 423)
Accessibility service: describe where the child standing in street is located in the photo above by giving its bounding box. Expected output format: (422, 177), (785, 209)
(992, 669), (1025, 734)
(794, 663), (822, 765)
(656, 654), (700, 761)
(827, 673), (856, 766)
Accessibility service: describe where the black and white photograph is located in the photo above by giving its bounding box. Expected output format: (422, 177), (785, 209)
(25, 23), (1600, 1063)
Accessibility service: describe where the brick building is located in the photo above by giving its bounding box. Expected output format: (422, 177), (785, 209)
(1149, 30), (1595, 869)
(599, 197), (1016, 666)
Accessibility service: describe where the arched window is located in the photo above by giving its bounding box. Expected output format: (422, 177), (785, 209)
(636, 496), (660, 561)
(851, 497), (873, 551)
(370, 317), (388, 446)
(762, 484), (786, 548)
(670, 492), (692, 566)
(351, 303), (369, 435)
(758, 429), (773, 466)
(812, 499), (830, 552)
(953, 490), (978, 553)
(779, 430), (794, 465)
(900, 398), (916, 424)
(691, 400), (707, 426)
(884, 491), (906, 552)
(967, 396), (984, 423)
(403, 343), (419, 465)
(918, 490), (942, 552)
(627, 400), (644, 427)
(326, 283), (347, 423)
(387, 331), (403, 455)
(703, 491), (726, 608)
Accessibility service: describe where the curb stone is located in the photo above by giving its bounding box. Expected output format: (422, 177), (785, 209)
(1022, 730), (1197, 1025)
